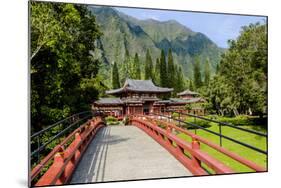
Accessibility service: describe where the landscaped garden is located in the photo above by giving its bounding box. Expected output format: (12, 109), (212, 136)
(176, 115), (267, 173)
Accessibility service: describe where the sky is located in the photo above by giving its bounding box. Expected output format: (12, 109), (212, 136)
(116, 7), (266, 48)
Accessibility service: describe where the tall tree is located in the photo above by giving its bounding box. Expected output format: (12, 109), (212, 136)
(216, 62), (220, 74)
(131, 53), (141, 79)
(111, 62), (120, 89)
(31, 2), (102, 132)
(204, 59), (211, 86)
(174, 65), (184, 94)
(160, 49), (168, 87)
(154, 58), (161, 85)
(145, 49), (153, 80)
(193, 57), (202, 89)
(189, 80), (194, 91)
(207, 22), (267, 116)
(120, 48), (130, 83)
(167, 48), (175, 88)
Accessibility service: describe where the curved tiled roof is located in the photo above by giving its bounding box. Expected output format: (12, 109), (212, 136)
(106, 78), (173, 95)
(177, 89), (199, 96)
(156, 97), (206, 104)
(94, 98), (123, 105)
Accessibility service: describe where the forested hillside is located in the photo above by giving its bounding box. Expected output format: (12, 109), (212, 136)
(89, 6), (224, 86)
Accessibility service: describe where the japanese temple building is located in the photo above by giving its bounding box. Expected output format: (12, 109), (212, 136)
(177, 89), (206, 103)
(92, 79), (205, 116)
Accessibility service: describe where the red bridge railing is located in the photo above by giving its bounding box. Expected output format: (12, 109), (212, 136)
(129, 115), (266, 175)
(31, 117), (105, 187)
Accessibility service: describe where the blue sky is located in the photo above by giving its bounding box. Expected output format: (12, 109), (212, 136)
(116, 7), (266, 48)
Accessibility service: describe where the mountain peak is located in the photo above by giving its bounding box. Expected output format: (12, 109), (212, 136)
(89, 6), (118, 17)
(90, 6), (224, 78)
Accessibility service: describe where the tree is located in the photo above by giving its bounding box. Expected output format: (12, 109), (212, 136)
(31, 3), (61, 60)
(120, 48), (130, 83)
(216, 62), (220, 74)
(145, 49), (154, 80)
(154, 58), (161, 85)
(174, 65), (184, 94)
(31, 2), (102, 131)
(193, 57), (202, 89)
(111, 62), (120, 89)
(131, 53), (141, 79)
(204, 59), (211, 86)
(206, 22), (267, 116)
(189, 80), (194, 91)
(160, 49), (168, 87)
(167, 48), (175, 88)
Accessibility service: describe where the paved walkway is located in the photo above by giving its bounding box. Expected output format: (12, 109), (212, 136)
(70, 126), (192, 183)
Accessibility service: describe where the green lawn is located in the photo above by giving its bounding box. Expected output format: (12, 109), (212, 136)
(176, 116), (267, 173)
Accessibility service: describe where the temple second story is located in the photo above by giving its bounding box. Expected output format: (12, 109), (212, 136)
(177, 89), (200, 100)
(106, 79), (173, 102)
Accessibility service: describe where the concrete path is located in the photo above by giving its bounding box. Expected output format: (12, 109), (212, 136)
(70, 126), (192, 183)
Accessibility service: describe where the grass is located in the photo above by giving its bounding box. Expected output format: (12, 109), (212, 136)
(176, 115), (267, 173)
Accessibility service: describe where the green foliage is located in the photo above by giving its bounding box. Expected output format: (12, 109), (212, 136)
(31, 2), (102, 131)
(154, 58), (161, 85)
(119, 48), (131, 83)
(160, 49), (168, 87)
(189, 79), (194, 91)
(144, 49), (154, 80)
(167, 48), (175, 88)
(123, 116), (129, 125)
(172, 112), (180, 119)
(204, 59), (211, 86)
(193, 57), (203, 89)
(206, 23), (267, 116)
(90, 7), (224, 84)
(183, 117), (212, 129)
(132, 53), (141, 79)
(105, 116), (119, 125)
(174, 65), (185, 94)
(111, 62), (120, 89)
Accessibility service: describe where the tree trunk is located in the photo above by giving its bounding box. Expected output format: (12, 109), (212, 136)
(233, 108), (239, 117)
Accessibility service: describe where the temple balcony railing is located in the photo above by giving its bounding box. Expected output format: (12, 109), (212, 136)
(121, 96), (159, 101)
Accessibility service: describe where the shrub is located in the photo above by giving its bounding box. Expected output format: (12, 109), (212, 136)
(172, 112), (179, 119)
(105, 116), (119, 125)
(105, 116), (117, 122)
(183, 117), (211, 129)
(123, 116), (129, 125)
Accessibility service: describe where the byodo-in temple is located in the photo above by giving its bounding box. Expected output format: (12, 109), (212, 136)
(92, 79), (205, 116)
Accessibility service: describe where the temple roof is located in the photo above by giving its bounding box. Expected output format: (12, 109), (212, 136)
(106, 79), (173, 95)
(177, 89), (199, 96)
(94, 98), (123, 105)
(156, 97), (205, 104)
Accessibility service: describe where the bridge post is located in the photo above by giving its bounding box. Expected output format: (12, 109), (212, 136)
(90, 119), (95, 127)
(73, 132), (82, 159)
(191, 137), (201, 168)
(36, 152), (65, 186)
(166, 126), (172, 134)
(178, 112), (181, 127)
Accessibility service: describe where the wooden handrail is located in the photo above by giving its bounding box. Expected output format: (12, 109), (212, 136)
(145, 116), (266, 172)
(130, 117), (234, 175)
(31, 119), (92, 181)
(157, 116), (265, 171)
(31, 117), (106, 186)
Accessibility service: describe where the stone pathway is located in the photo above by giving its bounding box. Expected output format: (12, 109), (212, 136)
(70, 126), (192, 183)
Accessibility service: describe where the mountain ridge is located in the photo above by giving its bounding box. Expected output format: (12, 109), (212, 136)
(89, 6), (224, 79)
